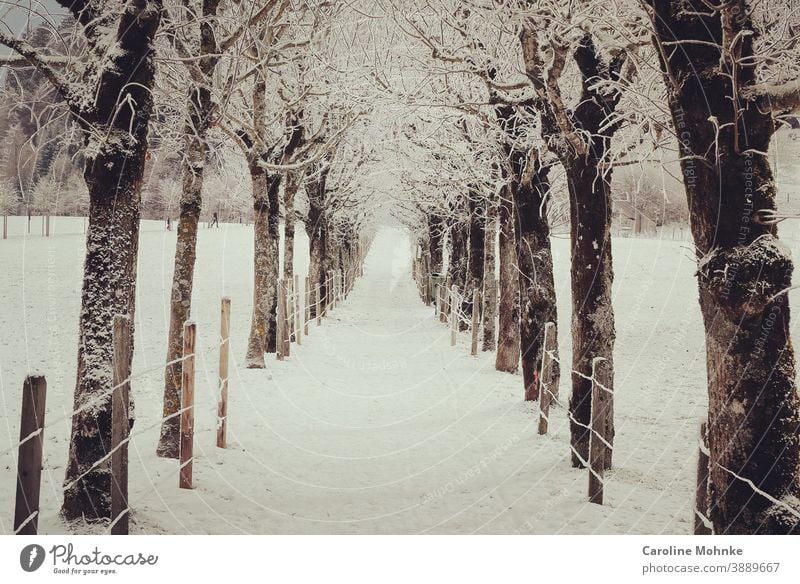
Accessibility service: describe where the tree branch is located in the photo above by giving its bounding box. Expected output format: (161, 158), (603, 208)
(742, 79), (800, 114)
(0, 31), (82, 114)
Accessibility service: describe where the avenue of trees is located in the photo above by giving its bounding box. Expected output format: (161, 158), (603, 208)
(1, 0), (798, 534)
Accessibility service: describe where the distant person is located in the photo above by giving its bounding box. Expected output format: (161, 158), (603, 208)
(211, 211), (219, 228)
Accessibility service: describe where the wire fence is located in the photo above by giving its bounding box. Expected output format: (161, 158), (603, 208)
(7, 248), (369, 535)
(412, 262), (800, 533)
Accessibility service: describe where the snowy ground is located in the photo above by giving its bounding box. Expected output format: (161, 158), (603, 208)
(1, 213), (800, 534)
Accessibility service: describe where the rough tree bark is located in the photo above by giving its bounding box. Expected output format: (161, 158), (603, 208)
(62, 2), (162, 519)
(283, 172), (302, 283)
(428, 213), (445, 274)
(158, 0), (221, 459)
(512, 156), (559, 402)
(245, 164), (276, 367)
(482, 200), (498, 351)
(447, 198), (469, 316)
(649, 0), (800, 533)
(244, 108), (303, 367)
(491, 86), (560, 402)
(305, 164), (331, 316)
(563, 152), (615, 467)
(495, 185), (520, 372)
(463, 193), (486, 322)
(519, 28), (622, 468)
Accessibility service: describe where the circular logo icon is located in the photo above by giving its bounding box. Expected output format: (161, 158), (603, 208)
(20, 544), (46, 572)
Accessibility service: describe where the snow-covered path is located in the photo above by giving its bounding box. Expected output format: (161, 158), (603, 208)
(125, 227), (697, 534)
(2, 219), (713, 534)
(136, 227), (566, 534)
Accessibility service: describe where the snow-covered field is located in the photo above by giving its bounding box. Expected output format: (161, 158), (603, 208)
(1, 214), (800, 534)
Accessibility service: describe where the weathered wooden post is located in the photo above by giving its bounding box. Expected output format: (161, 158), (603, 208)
(315, 284), (322, 326)
(277, 280), (286, 360)
(14, 375), (47, 535)
(294, 274), (302, 346)
(588, 357), (612, 504)
(470, 289), (480, 356)
(111, 315), (131, 534)
(3, 214), (7, 239)
(694, 421), (712, 535)
(286, 277), (295, 343)
(217, 297), (231, 449)
(537, 322), (556, 435)
(425, 273), (432, 307)
(284, 281), (292, 357)
(304, 276), (310, 336)
(326, 271), (333, 315)
(179, 321), (196, 490)
(450, 285), (458, 347)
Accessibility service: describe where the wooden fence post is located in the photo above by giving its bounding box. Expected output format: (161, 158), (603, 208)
(111, 315), (131, 535)
(284, 281), (292, 357)
(694, 421), (712, 534)
(217, 297), (231, 449)
(286, 277), (295, 343)
(588, 357), (612, 505)
(3, 214), (7, 239)
(316, 284), (322, 325)
(13, 375), (47, 535)
(304, 276), (310, 336)
(537, 322), (556, 435)
(277, 280), (286, 360)
(294, 274), (302, 345)
(326, 272), (333, 315)
(470, 289), (480, 356)
(425, 273), (432, 307)
(450, 285), (458, 347)
(179, 321), (196, 489)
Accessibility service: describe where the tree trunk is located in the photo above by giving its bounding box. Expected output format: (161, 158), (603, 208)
(516, 32), (620, 468)
(428, 213), (445, 273)
(305, 166), (329, 317)
(650, 0), (800, 533)
(245, 166), (278, 368)
(157, 152), (201, 458)
(157, 0), (221, 457)
(62, 3), (161, 520)
(157, 23), (218, 455)
(564, 159), (615, 468)
(463, 195), (485, 322)
(447, 218), (469, 315)
(513, 157), (559, 402)
(495, 187), (520, 372)
(283, 172), (301, 282)
(482, 201), (498, 351)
